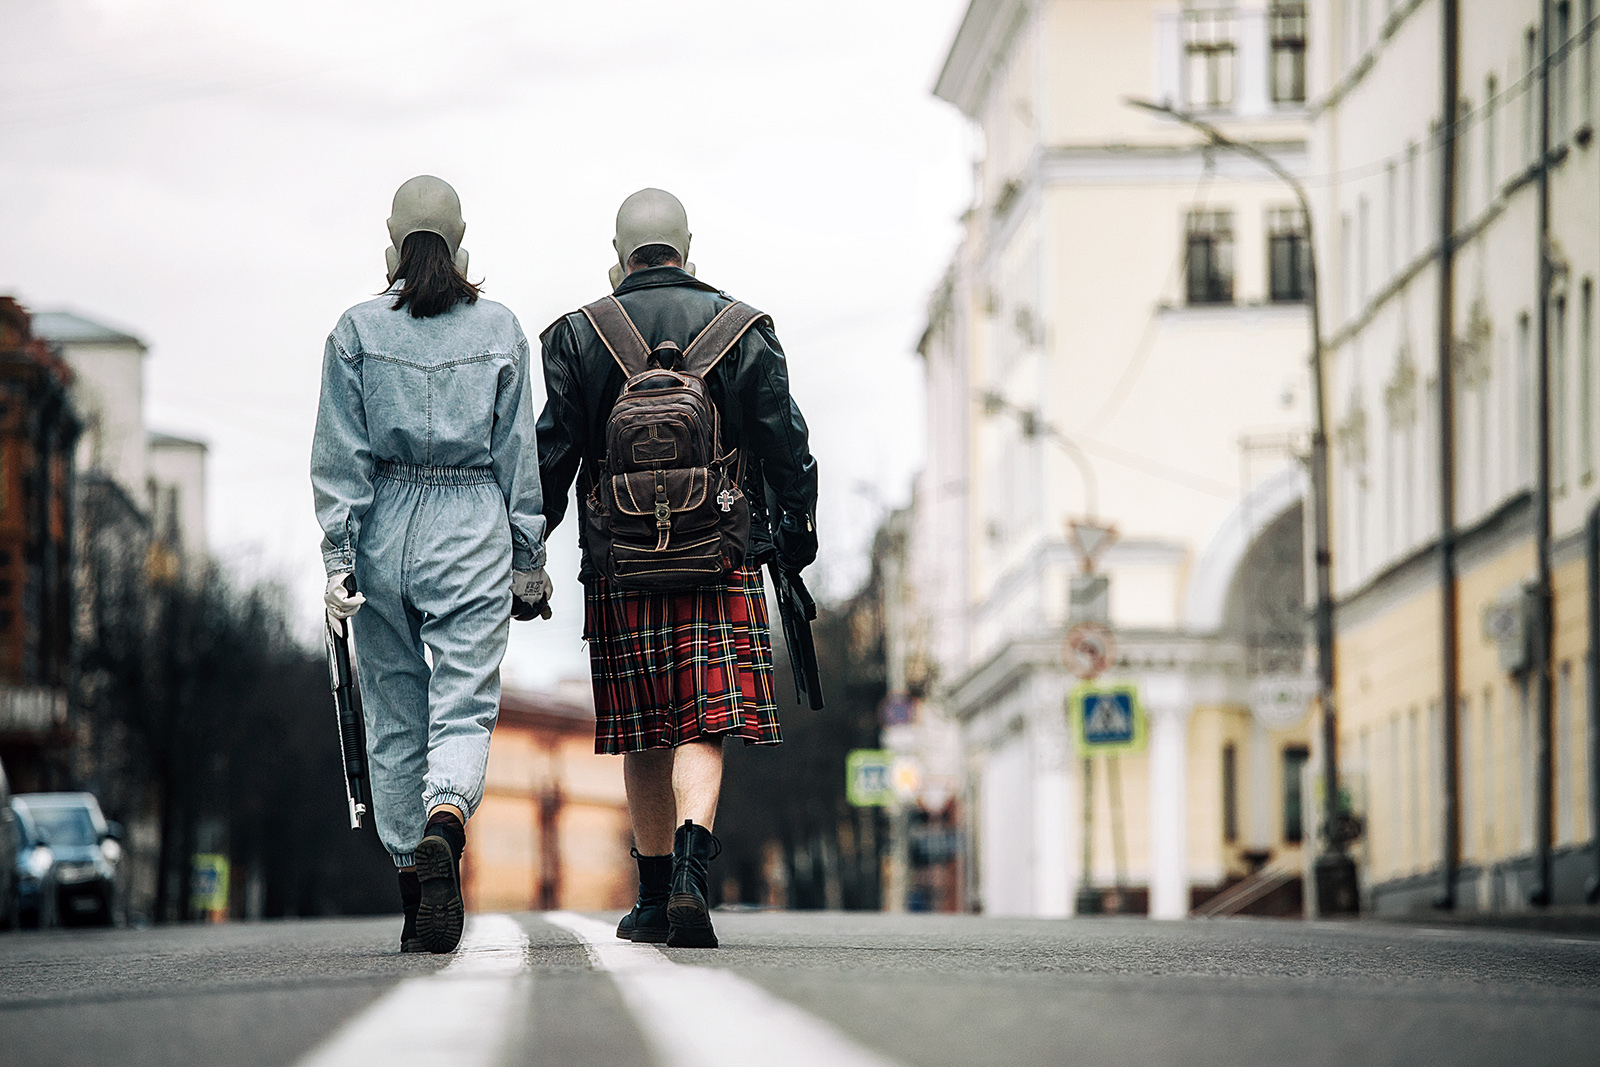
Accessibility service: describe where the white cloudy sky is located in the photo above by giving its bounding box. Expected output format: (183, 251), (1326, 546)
(0, 0), (972, 689)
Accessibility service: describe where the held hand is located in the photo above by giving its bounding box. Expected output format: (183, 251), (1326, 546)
(324, 572), (366, 637)
(511, 567), (554, 621)
(775, 512), (817, 572)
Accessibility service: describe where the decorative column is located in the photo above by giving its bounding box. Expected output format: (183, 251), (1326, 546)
(1033, 689), (1072, 917)
(1145, 676), (1193, 920)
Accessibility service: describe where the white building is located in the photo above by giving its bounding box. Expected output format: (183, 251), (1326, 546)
(914, 0), (1324, 918)
(32, 311), (208, 558)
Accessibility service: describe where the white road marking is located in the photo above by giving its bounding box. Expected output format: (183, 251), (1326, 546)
(295, 913), (528, 1067)
(546, 911), (905, 1067)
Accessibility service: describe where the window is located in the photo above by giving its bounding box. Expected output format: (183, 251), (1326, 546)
(1518, 677), (1534, 850)
(1557, 2), (1572, 136)
(1460, 695), (1474, 858)
(1558, 662), (1574, 842)
(1283, 745), (1310, 844)
(1357, 196), (1371, 305)
(1340, 214), (1354, 320)
(1384, 163), (1398, 277)
(1222, 743), (1239, 844)
(1481, 687), (1497, 855)
(1582, 279), (1595, 482)
(1267, 206), (1309, 302)
(1185, 7), (1236, 110)
(1585, 0), (1596, 125)
(1388, 715), (1403, 874)
(1404, 143), (1418, 259)
(1526, 27), (1540, 164)
(1485, 75), (1499, 199)
(1408, 708), (1422, 867)
(1270, 2), (1307, 104)
(1186, 209), (1235, 304)
(1555, 295), (1570, 492)
(1518, 311), (1534, 484)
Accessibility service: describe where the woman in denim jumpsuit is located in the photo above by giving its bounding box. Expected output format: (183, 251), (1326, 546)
(311, 176), (549, 953)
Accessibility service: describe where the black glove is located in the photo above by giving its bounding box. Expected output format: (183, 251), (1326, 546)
(775, 512), (817, 572)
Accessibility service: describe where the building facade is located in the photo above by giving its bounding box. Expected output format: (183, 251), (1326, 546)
(465, 686), (633, 914)
(23, 307), (212, 921)
(1312, 0), (1599, 913)
(0, 299), (79, 792)
(915, 0), (1323, 919)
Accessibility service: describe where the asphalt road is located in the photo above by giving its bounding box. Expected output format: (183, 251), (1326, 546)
(1, 910), (1597, 1067)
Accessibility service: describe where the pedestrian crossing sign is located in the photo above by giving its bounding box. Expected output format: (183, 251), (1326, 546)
(1069, 683), (1146, 754)
(846, 749), (895, 807)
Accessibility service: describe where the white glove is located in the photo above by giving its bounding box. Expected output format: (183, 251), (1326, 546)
(324, 572), (366, 636)
(511, 567), (553, 621)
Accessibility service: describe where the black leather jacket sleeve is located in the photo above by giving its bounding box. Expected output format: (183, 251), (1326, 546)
(736, 322), (817, 523)
(534, 317), (586, 534)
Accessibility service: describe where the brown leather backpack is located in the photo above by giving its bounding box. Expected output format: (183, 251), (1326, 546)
(579, 295), (768, 591)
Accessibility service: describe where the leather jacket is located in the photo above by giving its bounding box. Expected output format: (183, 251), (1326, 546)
(535, 266), (818, 580)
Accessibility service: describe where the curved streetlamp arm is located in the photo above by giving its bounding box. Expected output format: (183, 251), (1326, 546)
(1124, 97), (1353, 884)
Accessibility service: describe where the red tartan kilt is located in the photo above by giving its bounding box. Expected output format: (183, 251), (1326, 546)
(584, 565), (782, 754)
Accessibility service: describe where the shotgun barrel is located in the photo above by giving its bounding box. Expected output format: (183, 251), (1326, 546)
(325, 579), (371, 830)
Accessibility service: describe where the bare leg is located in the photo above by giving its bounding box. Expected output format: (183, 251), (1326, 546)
(624, 748), (676, 855)
(672, 738), (725, 829)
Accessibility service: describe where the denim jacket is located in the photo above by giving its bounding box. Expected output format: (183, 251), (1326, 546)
(311, 291), (547, 575)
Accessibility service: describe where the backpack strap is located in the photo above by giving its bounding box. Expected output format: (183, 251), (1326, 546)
(683, 301), (771, 376)
(580, 296), (651, 375)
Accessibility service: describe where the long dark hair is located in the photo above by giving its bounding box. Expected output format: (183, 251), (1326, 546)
(389, 231), (481, 318)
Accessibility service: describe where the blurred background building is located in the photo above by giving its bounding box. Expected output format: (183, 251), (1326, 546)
(906, 0), (1320, 919)
(465, 684), (633, 915)
(1313, 0), (1598, 913)
(0, 299), (78, 794)
(894, 0), (1600, 922)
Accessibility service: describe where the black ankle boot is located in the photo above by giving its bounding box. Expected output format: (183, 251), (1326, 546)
(666, 819), (721, 948)
(616, 849), (672, 943)
(415, 811), (466, 954)
(398, 870), (424, 953)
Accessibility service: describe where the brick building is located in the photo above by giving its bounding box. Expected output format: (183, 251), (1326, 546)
(0, 298), (79, 792)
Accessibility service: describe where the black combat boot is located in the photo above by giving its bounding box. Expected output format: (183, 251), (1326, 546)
(398, 870), (425, 953)
(616, 849), (672, 943)
(414, 810), (466, 954)
(666, 819), (721, 948)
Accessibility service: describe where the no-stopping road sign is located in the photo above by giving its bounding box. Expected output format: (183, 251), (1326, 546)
(1063, 622), (1116, 680)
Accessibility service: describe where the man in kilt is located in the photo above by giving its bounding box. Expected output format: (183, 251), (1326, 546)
(535, 188), (817, 948)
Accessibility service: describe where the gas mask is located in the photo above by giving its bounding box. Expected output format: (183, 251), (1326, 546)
(385, 175), (469, 284)
(609, 187), (694, 290)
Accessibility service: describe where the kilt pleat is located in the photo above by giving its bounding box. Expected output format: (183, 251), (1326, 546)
(584, 565), (782, 754)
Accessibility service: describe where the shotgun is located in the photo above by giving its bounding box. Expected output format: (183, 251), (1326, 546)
(769, 562), (824, 711)
(325, 576), (371, 830)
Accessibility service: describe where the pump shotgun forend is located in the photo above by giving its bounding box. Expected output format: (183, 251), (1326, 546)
(326, 576), (371, 830)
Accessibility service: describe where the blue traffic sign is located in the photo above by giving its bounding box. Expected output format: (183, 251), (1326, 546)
(1068, 684), (1146, 753)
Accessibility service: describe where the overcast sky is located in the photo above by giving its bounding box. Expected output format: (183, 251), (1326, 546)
(0, 0), (972, 690)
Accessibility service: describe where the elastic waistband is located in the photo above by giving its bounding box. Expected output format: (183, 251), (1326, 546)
(374, 459), (496, 486)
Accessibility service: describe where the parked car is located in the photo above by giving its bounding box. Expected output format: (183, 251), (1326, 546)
(11, 793), (122, 927)
(0, 759), (16, 930)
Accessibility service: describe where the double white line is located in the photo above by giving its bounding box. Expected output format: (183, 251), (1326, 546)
(545, 911), (901, 1067)
(296, 914), (530, 1067)
(297, 913), (902, 1067)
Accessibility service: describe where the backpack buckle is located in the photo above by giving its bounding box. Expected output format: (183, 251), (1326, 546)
(654, 476), (671, 530)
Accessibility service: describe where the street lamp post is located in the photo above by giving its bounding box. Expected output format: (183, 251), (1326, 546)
(1125, 97), (1358, 915)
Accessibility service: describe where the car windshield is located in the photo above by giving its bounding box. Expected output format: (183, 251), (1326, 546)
(25, 805), (98, 847)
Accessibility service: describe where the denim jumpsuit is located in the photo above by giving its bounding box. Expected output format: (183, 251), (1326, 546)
(311, 291), (545, 867)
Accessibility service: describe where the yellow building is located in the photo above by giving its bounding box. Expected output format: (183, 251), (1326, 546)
(464, 688), (633, 914)
(1313, 0), (1599, 912)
